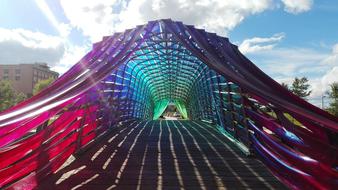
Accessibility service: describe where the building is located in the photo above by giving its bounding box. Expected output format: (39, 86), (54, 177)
(0, 63), (59, 97)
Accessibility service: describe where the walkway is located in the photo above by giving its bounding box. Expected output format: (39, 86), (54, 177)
(37, 120), (286, 190)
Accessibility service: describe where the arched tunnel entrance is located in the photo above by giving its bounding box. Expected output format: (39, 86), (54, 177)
(0, 19), (337, 190)
(98, 28), (245, 128)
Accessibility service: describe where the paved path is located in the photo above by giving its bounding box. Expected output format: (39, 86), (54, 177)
(37, 120), (287, 190)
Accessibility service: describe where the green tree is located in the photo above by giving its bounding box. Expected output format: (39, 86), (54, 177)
(327, 82), (338, 116)
(33, 77), (55, 95)
(0, 80), (26, 112)
(291, 77), (311, 100)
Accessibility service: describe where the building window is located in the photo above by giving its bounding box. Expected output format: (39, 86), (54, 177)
(3, 69), (9, 74)
(3, 76), (9, 80)
(15, 76), (20, 81)
(15, 69), (20, 74)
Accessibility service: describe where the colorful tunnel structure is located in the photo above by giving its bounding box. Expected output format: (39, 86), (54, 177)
(0, 19), (337, 190)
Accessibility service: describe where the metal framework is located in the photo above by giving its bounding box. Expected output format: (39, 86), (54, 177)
(0, 19), (337, 190)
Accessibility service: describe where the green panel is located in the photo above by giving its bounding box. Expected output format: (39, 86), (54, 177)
(153, 99), (170, 120)
(174, 99), (188, 119)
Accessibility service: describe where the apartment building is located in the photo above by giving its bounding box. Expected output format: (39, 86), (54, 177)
(0, 63), (59, 97)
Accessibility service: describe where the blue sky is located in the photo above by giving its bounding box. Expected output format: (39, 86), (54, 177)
(0, 0), (337, 106)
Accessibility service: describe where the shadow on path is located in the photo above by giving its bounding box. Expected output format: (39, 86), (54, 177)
(37, 120), (287, 190)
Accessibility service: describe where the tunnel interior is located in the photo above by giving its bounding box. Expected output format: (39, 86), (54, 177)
(93, 22), (247, 138)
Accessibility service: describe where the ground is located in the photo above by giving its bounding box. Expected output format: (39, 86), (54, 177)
(36, 120), (286, 190)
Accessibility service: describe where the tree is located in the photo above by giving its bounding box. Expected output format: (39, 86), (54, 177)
(281, 82), (289, 90)
(291, 77), (311, 99)
(0, 80), (26, 112)
(327, 82), (338, 116)
(33, 77), (55, 95)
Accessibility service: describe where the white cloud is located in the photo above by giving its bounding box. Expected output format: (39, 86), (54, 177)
(281, 0), (313, 14)
(319, 66), (338, 92)
(0, 28), (65, 66)
(321, 43), (338, 65)
(239, 33), (285, 54)
(308, 66), (338, 107)
(0, 27), (90, 75)
(34, 0), (71, 37)
(60, 0), (275, 42)
(56, 0), (319, 47)
(242, 42), (337, 107)
(247, 47), (329, 77)
(311, 44), (338, 101)
(333, 44), (338, 54)
(51, 44), (90, 74)
(60, 0), (119, 42)
(59, 0), (314, 43)
(120, 0), (274, 35)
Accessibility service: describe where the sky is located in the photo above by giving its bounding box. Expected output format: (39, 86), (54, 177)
(0, 0), (337, 106)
